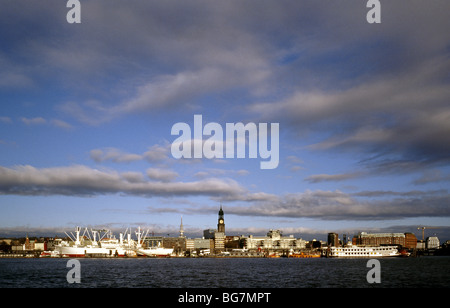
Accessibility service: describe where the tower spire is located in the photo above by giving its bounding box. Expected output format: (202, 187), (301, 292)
(179, 215), (185, 238)
(219, 204), (224, 218)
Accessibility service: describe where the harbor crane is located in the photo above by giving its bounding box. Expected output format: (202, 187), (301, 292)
(417, 226), (439, 241)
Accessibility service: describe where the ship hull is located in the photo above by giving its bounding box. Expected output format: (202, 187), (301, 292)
(137, 247), (173, 257)
(328, 245), (402, 258)
(55, 245), (138, 257)
(55, 246), (116, 257)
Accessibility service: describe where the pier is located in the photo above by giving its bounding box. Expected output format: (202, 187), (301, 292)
(0, 252), (39, 258)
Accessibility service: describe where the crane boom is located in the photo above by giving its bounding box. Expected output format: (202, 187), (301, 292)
(417, 226), (439, 241)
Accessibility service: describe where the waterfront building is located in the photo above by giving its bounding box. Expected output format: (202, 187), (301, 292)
(327, 233), (340, 247)
(426, 236), (440, 249)
(194, 238), (213, 250)
(404, 233), (418, 249)
(186, 238), (214, 250)
(24, 235), (34, 251)
(214, 232), (225, 251)
(353, 232), (417, 249)
(162, 237), (186, 253)
(203, 229), (215, 239)
(34, 242), (45, 251)
(225, 236), (242, 249)
(416, 241), (426, 250)
(144, 235), (164, 248)
(186, 238), (194, 251)
(244, 229), (306, 251)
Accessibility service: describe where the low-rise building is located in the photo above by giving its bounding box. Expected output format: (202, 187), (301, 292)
(353, 232), (417, 249)
(426, 236), (440, 249)
(243, 229), (306, 251)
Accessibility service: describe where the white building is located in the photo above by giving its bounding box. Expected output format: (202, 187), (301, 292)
(426, 236), (440, 249)
(244, 230), (306, 251)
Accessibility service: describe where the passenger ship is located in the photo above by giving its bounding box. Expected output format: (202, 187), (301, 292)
(328, 244), (403, 258)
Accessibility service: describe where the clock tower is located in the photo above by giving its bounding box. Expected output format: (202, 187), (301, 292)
(217, 205), (225, 233)
(215, 205), (225, 252)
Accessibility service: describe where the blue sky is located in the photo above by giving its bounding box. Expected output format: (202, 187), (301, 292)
(1, 0), (450, 241)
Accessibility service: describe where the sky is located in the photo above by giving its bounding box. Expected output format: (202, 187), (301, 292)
(1, 0), (449, 241)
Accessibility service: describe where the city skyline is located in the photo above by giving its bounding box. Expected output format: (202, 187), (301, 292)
(1, 1), (450, 242)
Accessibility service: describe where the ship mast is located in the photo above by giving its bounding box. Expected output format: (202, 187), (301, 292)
(75, 226), (81, 246)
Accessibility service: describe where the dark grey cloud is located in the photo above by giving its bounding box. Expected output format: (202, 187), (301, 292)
(413, 170), (450, 185)
(0, 164), (247, 198)
(1, 1), (449, 227)
(0, 1), (399, 123)
(238, 189), (450, 220)
(148, 188), (450, 221)
(238, 1), (450, 178)
(3, 163), (447, 221)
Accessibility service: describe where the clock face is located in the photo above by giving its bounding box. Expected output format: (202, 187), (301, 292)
(219, 219), (224, 224)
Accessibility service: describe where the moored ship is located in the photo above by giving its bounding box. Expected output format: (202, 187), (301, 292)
(136, 247), (174, 257)
(327, 244), (404, 258)
(134, 227), (173, 257)
(53, 227), (139, 257)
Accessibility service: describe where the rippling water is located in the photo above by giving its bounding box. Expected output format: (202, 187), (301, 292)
(0, 256), (449, 288)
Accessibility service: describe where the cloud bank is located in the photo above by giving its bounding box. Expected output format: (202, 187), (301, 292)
(2, 164), (448, 221)
(0, 165), (246, 198)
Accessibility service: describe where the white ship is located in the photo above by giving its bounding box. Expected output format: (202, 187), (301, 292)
(40, 250), (60, 257)
(53, 226), (174, 257)
(137, 247), (174, 257)
(328, 244), (403, 258)
(54, 227), (137, 257)
(134, 227), (173, 257)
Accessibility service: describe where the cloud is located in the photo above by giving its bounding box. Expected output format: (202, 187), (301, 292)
(1, 163), (449, 222)
(2, 1), (450, 233)
(146, 168), (179, 182)
(142, 187), (450, 221)
(143, 144), (171, 163)
(19, 117), (73, 130)
(114, 68), (246, 114)
(252, 55), (450, 175)
(413, 170), (450, 185)
(194, 168), (249, 179)
(90, 148), (143, 163)
(0, 117), (12, 124)
(12, 1), (275, 125)
(0, 52), (35, 89)
(21, 117), (47, 125)
(50, 119), (73, 130)
(62, 63), (270, 125)
(0, 164), (247, 198)
(90, 144), (171, 164)
(305, 172), (365, 183)
(219, 189), (450, 221)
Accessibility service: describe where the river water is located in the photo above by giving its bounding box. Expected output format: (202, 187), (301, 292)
(0, 256), (449, 288)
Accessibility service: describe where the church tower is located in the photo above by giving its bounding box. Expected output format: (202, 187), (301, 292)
(217, 205), (225, 233)
(179, 215), (185, 238)
(214, 205), (225, 252)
